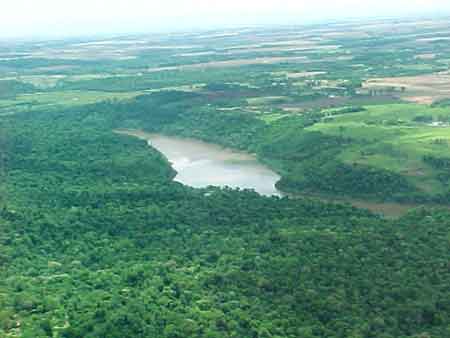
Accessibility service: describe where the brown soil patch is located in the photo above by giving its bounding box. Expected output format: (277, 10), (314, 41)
(363, 72), (450, 104)
(406, 96), (435, 105)
(281, 95), (399, 112)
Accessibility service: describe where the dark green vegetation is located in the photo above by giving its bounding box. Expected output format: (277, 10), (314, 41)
(83, 93), (450, 203)
(1, 103), (450, 338)
(1, 17), (450, 338)
(2, 18), (450, 203)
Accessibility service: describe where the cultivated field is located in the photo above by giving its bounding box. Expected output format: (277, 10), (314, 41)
(363, 72), (450, 104)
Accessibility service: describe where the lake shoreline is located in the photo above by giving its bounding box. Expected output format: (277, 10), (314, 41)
(114, 128), (282, 197)
(115, 128), (428, 218)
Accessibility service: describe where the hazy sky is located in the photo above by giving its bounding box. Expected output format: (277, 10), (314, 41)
(2, 0), (450, 38)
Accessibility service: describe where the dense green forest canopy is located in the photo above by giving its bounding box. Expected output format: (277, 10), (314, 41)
(1, 89), (450, 338)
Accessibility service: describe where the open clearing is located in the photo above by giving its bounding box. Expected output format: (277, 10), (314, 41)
(363, 72), (450, 104)
(308, 103), (450, 195)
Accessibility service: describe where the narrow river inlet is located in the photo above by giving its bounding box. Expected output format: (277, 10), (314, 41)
(117, 130), (282, 196)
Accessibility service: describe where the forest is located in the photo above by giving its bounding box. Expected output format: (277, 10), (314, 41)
(1, 89), (450, 338)
(78, 92), (449, 203)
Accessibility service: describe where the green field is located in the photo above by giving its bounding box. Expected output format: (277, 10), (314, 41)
(308, 104), (450, 195)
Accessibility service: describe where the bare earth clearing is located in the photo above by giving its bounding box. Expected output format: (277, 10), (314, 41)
(363, 72), (450, 104)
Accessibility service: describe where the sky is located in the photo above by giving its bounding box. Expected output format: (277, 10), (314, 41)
(2, 0), (450, 38)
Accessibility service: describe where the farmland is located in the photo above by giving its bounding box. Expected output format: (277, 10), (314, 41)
(2, 17), (450, 206)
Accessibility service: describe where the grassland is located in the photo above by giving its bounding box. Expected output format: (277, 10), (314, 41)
(308, 104), (450, 195)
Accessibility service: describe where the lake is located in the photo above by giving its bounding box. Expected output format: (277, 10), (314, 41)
(117, 130), (281, 196)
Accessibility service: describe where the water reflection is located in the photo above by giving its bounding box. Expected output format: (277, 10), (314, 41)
(118, 130), (281, 196)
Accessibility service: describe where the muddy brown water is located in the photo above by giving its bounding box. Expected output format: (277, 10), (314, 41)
(116, 130), (282, 196)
